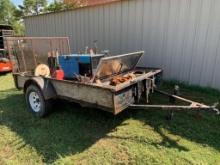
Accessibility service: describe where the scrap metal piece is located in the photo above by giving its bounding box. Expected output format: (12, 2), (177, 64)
(110, 73), (136, 86)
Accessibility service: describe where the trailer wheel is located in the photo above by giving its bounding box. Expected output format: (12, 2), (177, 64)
(25, 85), (51, 117)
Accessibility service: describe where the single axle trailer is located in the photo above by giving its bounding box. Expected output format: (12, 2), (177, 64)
(6, 37), (219, 117)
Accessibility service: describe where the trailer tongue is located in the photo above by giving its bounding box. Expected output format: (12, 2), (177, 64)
(129, 89), (219, 115)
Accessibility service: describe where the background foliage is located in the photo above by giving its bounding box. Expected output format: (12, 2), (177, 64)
(0, 0), (84, 36)
(0, 0), (24, 36)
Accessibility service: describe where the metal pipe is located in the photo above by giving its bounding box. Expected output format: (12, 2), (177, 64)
(130, 104), (208, 109)
(155, 89), (208, 107)
(129, 104), (219, 114)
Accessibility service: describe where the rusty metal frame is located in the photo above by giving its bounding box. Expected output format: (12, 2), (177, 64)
(5, 37), (71, 73)
(0, 30), (14, 38)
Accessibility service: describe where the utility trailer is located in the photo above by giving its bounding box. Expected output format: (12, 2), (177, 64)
(6, 37), (219, 117)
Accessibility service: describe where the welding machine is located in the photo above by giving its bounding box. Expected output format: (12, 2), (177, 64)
(58, 54), (104, 79)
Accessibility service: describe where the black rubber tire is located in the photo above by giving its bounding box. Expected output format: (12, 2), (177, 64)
(25, 85), (51, 117)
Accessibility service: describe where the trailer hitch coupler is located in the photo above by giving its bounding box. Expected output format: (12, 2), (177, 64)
(211, 102), (220, 115)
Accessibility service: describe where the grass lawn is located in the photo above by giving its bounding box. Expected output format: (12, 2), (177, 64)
(0, 73), (220, 165)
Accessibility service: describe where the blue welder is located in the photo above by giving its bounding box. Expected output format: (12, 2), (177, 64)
(58, 54), (104, 79)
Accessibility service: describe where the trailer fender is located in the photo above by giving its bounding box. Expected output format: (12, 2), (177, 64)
(24, 77), (57, 100)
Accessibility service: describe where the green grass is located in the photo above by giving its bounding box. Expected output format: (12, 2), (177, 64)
(0, 73), (220, 165)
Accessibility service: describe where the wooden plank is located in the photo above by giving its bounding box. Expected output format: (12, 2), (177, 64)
(51, 80), (114, 110)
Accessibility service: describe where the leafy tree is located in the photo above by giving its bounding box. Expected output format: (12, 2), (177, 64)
(19, 0), (47, 16)
(12, 21), (25, 36)
(0, 0), (24, 36)
(0, 0), (86, 36)
(46, 0), (84, 12)
(0, 0), (16, 24)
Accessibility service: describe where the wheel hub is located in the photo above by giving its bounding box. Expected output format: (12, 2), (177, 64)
(29, 91), (41, 112)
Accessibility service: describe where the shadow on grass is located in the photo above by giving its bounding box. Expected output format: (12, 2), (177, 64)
(0, 89), (127, 163)
(0, 88), (220, 163)
(135, 109), (220, 149)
